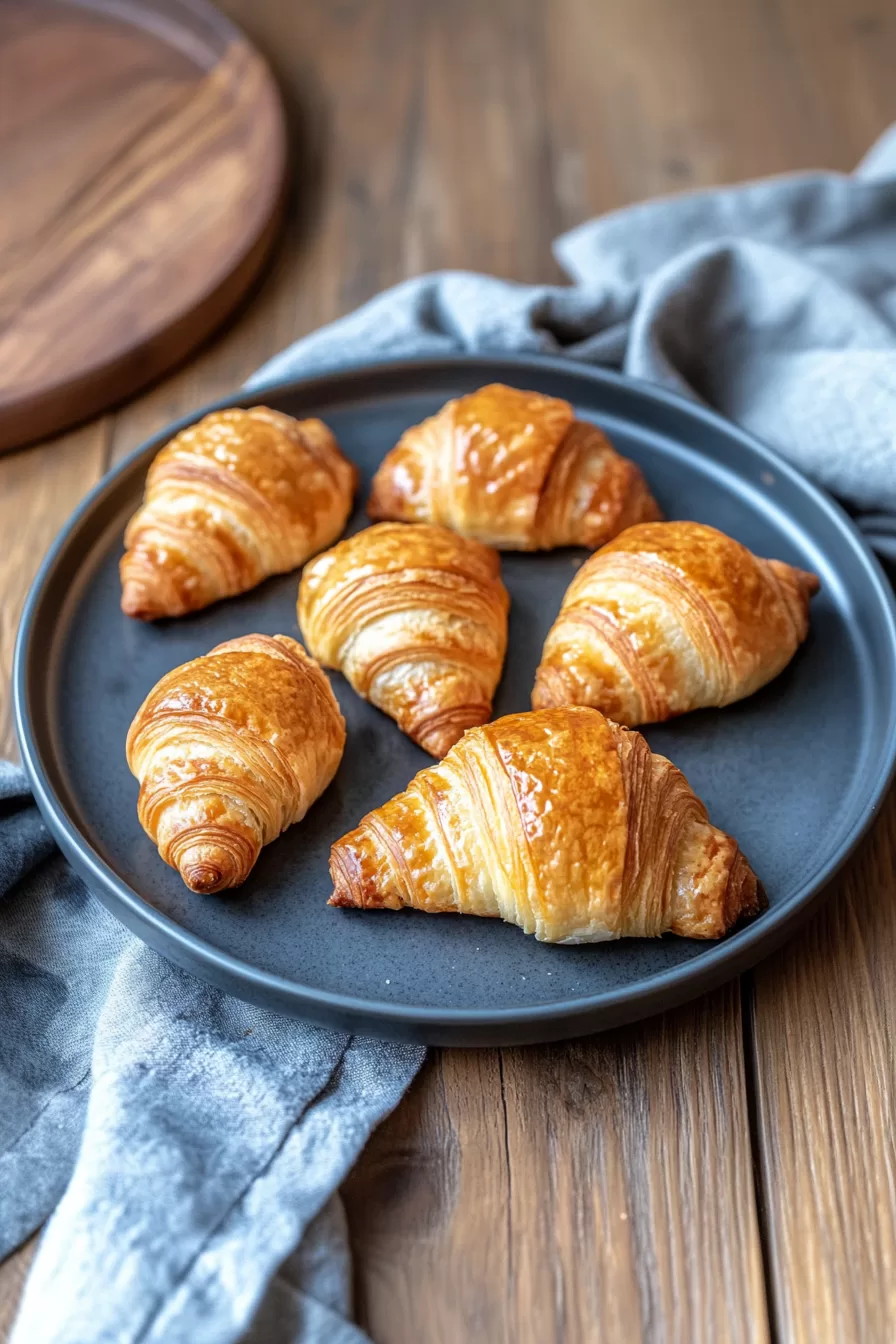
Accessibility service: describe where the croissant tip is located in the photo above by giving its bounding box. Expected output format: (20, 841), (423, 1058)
(530, 680), (556, 712)
(180, 863), (236, 895)
(415, 727), (463, 759)
(769, 559), (821, 605)
(120, 585), (159, 621)
(175, 842), (248, 894)
(800, 569), (822, 599)
(328, 839), (401, 909)
(328, 844), (362, 908)
(414, 706), (492, 758)
(365, 481), (387, 520)
(366, 478), (413, 524)
(121, 572), (185, 621)
(531, 669), (579, 713)
(724, 855), (766, 930)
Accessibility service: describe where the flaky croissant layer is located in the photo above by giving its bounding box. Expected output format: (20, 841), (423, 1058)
(533, 521), (820, 725)
(329, 706), (764, 942)
(121, 407), (357, 620)
(368, 383), (661, 550)
(127, 634), (345, 893)
(299, 522), (509, 757)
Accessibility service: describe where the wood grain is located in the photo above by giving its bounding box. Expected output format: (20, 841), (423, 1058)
(0, 421), (109, 759)
(0, 0), (286, 451)
(0, 1239), (36, 1342)
(751, 793), (896, 1342)
(344, 987), (768, 1343)
(3, 1), (896, 1341)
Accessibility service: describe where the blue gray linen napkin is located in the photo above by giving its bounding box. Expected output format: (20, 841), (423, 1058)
(4, 128), (896, 1344)
(0, 760), (421, 1344)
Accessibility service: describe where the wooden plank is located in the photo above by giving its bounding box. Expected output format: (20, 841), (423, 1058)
(342, 1050), (513, 1342)
(751, 795), (896, 1341)
(0, 424), (109, 759)
(541, 0), (893, 232)
(0, 1240), (36, 1343)
(739, 0), (896, 1338)
(344, 986), (768, 1343)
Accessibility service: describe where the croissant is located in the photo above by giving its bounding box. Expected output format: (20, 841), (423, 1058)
(121, 407), (357, 619)
(298, 522), (509, 757)
(367, 383), (661, 550)
(532, 521), (820, 726)
(127, 634), (345, 893)
(329, 706), (763, 941)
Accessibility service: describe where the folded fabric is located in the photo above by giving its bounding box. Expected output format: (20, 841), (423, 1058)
(3, 125), (896, 1344)
(0, 764), (422, 1344)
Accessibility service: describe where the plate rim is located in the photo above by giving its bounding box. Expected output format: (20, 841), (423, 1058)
(14, 353), (896, 1042)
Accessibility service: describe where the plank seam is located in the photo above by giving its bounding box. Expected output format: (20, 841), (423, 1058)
(497, 1050), (514, 1312)
(741, 973), (780, 1344)
(100, 416), (114, 474)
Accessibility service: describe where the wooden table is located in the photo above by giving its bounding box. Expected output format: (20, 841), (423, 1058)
(2, 2), (896, 1339)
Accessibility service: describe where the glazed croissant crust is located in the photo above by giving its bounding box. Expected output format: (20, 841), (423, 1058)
(127, 634), (345, 893)
(299, 522), (509, 757)
(533, 522), (820, 726)
(330, 706), (763, 942)
(121, 407), (356, 619)
(367, 383), (660, 550)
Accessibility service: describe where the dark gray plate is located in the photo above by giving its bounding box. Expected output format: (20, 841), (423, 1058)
(14, 356), (896, 1045)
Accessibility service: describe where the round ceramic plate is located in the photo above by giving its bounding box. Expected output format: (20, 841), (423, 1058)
(14, 356), (896, 1045)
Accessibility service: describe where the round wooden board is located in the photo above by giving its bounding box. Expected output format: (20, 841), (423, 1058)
(0, 0), (288, 453)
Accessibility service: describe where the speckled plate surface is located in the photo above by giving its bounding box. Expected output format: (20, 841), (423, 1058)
(14, 356), (896, 1045)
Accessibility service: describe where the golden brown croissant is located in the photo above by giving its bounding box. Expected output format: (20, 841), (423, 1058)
(532, 521), (820, 726)
(121, 407), (357, 619)
(367, 383), (660, 550)
(298, 522), (509, 758)
(127, 634), (345, 893)
(329, 706), (763, 941)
